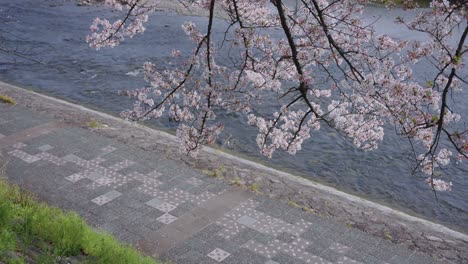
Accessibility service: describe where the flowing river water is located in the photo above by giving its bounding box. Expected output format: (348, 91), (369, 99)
(0, 0), (467, 232)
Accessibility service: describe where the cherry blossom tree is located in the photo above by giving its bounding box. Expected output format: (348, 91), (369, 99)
(87, 0), (467, 191)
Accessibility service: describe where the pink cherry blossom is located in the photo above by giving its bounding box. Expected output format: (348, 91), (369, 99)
(89, 0), (467, 191)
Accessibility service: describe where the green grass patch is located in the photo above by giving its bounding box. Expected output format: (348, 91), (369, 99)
(85, 119), (108, 129)
(248, 183), (260, 193)
(0, 178), (167, 264)
(287, 200), (317, 214)
(0, 94), (16, 105)
(202, 165), (226, 179)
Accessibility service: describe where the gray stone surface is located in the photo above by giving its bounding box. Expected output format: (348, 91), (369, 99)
(0, 104), (448, 264)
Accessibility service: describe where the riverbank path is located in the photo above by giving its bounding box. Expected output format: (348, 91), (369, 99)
(0, 100), (444, 264)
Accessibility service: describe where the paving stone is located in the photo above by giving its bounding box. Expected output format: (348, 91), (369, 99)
(146, 198), (176, 212)
(276, 232), (297, 243)
(94, 210), (121, 223)
(170, 201), (196, 217)
(206, 182), (229, 194)
(336, 256), (364, 264)
(132, 224), (159, 240)
(4, 157), (31, 176)
(237, 215), (257, 227)
(126, 190), (154, 202)
(171, 214), (210, 234)
(223, 248), (270, 264)
(177, 182), (196, 191)
(132, 164), (159, 175)
(156, 213), (178, 224)
(339, 228), (376, 246)
(11, 142), (29, 151)
(305, 236), (334, 256)
(157, 179), (184, 191)
(194, 224), (224, 242)
(185, 176), (204, 187)
(98, 154), (125, 168)
(345, 249), (383, 264)
(62, 183), (108, 202)
(36, 173), (74, 189)
(49, 146), (82, 157)
(160, 241), (192, 260)
(110, 147), (149, 162)
(208, 248), (231, 262)
(176, 250), (219, 264)
(144, 218), (166, 231)
(62, 154), (81, 163)
(328, 242), (351, 255)
(256, 199), (293, 219)
(252, 233), (275, 245)
(347, 239), (379, 255)
(115, 196), (144, 210)
(75, 148), (105, 161)
(0, 117), (44, 135)
(84, 171), (104, 181)
(206, 235), (242, 253)
(320, 248), (345, 263)
(230, 227), (263, 245)
(109, 160), (136, 172)
(115, 230), (142, 245)
(65, 173), (86, 183)
(0, 124), (11, 136)
(37, 144), (54, 152)
(101, 145), (117, 154)
(8, 149), (41, 163)
(99, 222), (122, 235)
(132, 203), (158, 215)
(103, 190), (122, 199)
(20, 145), (43, 155)
(178, 237), (214, 255)
(137, 210), (165, 231)
(21, 173), (70, 193)
(91, 195), (112, 206)
(112, 166), (134, 176)
(156, 173), (180, 183)
(111, 210), (147, 228)
(187, 186), (209, 195)
(277, 206), (308, 224)
(301, 225), (330, 242)
(271, 252), (307, 264)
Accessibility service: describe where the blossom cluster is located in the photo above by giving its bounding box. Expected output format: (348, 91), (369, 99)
(86, 0), (157, 49)
(89, 0), (467, 191)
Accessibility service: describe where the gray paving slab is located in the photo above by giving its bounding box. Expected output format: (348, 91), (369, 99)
(0, 105), (446, 264)
(222, 248), (269, 264)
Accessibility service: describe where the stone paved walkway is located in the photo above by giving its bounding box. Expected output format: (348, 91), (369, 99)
(0, 102), (445, 264)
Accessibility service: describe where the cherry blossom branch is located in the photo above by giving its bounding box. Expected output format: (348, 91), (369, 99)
(89, 0), (467, 191)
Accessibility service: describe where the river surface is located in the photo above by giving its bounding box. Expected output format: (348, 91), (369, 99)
(0, 0), (467, 232)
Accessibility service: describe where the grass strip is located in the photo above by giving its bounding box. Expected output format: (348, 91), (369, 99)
(0, 94), (16, 105)
(0, 178), (167, 264)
